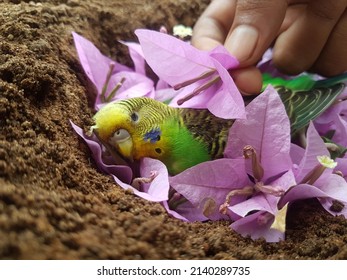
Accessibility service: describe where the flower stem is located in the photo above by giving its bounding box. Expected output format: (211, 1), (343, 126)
(219, 186), (254, 215)
(105, 77), (126, 102)
(173, 69), (216, 90)
(299, 165), (326, 185)
(243, 145), (264, 182)
(254, 182), (285, 196)
(300, 156), (337, 185)
(177, 75), (221, 105)
(101, 62), (115, 102)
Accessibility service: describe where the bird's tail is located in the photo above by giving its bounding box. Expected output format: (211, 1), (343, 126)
(314, 72), (347, 88)
(262, 72), (347, 91)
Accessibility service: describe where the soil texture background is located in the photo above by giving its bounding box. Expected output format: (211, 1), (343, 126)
(1, 0), (347, 259)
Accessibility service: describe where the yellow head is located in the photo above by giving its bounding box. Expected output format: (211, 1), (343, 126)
(92, 97), (177, 162)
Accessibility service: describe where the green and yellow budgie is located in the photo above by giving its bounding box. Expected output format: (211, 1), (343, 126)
(93, 97), (233, 175)
(92, 73), (347, 175)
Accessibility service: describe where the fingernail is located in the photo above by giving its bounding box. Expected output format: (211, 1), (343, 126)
(225, 25), (259, 62)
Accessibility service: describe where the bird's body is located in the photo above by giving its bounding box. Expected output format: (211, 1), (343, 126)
(92, 73), (347, 175)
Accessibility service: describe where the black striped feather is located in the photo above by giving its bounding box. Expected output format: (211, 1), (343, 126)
(276, 83), (345, 135)
(178, 108), (234, 159)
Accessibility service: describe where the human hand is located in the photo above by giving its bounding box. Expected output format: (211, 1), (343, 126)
(192, 0), (347, 94)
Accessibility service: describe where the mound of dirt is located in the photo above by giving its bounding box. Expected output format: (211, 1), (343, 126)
(1, 0), (347, 259)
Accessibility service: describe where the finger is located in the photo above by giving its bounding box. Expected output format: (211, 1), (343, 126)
(279, 3), (306, 34)
(191, 0), (236, 51)
(230, 66), (263, 94)
(273, 0), (347, 75)
(310, 9), (347, 76)
(224, 0), (288, 66)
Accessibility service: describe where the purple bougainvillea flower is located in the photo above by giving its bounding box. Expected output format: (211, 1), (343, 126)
(279, 123), (347, 218)
(229, 211), (282, 242)
(224, 85), (292, 180)
(292, 123), (330, 183)
(222, 86), (294, 241)
(230, 171), (296, 242)
(279, 174), (347, 217)
(73, 32), (154, 110)
(135, 29), (245, 119)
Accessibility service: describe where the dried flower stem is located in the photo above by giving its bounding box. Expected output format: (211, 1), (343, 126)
(243, 145), (264, 181)
(254, 182), (285, 196)
(299, 165), (326, 185)
(173, 69), (216, 90)
(101, 62), (115, 102)
(177, 75), (221, 105)
(219, 186), (254, 215)
(105, 77), (126, 102)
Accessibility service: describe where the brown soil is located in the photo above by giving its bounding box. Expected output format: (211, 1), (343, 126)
(1, 0), (347, 260)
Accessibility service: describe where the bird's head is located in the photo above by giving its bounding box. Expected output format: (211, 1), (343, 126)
(91, 97), (176, 162)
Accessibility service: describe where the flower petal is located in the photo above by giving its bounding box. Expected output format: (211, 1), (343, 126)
(163, 199), (213, 222)
(208, 45), (239, 69)
(295, 122), (330, 183)
(290, 143), (305, 166)
(229, 170), (295, 218)
(206, 59), (246, 119)
(161, 201), (190, 222)
(170, 158), (250, 221)
(120, 41), (146, 75)
(139, 158), (170, 202)
(224, 85), (292, 180)
(168, 82), (217, 109)
(278, 174), (347, 215)
(135, 29), (215, 86)
(336, 157), (347, 181)
(229, 194), (273, 217)
(72, 32), (130, 94)
(70, 121), (133, 183)
(231, 211), (285, 242)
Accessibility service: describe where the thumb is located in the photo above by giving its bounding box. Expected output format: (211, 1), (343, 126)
(224, 0), (288, 66)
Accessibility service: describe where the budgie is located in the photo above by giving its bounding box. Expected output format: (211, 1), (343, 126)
(93, 97), (233, 175)
(92, 73), (347, 175)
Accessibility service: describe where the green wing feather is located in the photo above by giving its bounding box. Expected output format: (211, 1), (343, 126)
(278, 83), (344, 135)
(262, 73), (347, 135)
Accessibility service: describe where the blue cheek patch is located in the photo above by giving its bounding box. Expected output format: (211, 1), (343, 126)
(143, 128), (161, 143)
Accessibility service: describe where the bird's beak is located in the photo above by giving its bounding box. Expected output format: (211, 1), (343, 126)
(92, 127), (133, 164)
(116, 138), (134, 162)
(109, 129), (134, 162)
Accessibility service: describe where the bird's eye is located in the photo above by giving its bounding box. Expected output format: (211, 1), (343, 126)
(131, 112), (139, 122)
(112, 129), (130, 142)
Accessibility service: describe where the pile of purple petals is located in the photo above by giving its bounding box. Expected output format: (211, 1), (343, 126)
(71, 29), (347, 242)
